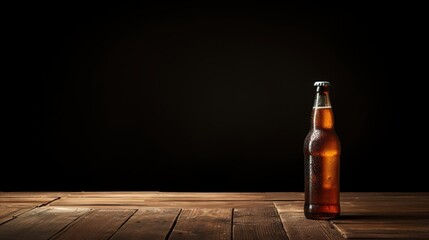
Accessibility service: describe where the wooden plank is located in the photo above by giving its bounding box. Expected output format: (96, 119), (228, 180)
(275, 198), (429, 214)
(169, 208), (232, 240)
(264, 192), (304, 201)
(56, 192), (304, 201)
(333, 193), (429, 239)
(340, 200), (429, 213)
(0, 207), (89, 240)
(332, 212), (429, 239)
(0, 206), (32, 224)
(340, 192), (429, 200)
(273, 201), (303, 213)
(0, 197), (59, 206)
(50, 199), (274, 208)
(0, 192), (65, 197)
(110, 208), (180, 240)
(278, 212), (345, 240)
(51, 209), (135, 240)
(233, 207), (289, 240)
(276, 195), (429, 239)
(0, 191), (426, 200)
(275, 203), (345, 240)
(0, 192), (427, 239)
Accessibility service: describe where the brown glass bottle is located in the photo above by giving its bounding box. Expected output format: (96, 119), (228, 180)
(304, 81), (341, 220)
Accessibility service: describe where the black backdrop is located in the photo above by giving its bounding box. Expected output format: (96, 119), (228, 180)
(3, 3), (427, 191)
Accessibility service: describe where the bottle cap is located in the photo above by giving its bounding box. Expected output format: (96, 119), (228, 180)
(314, 81), (331, 87)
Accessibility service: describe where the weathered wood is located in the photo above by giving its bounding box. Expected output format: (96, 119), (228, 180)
(275, 196), (429, 213)
(274, 202), (344, 240)
(340, 192), (429, 199)
(0, 207), (89, 240)
(275, 198), (339, 240)
(336, 193), (429, 239)
(332, 212), (429, 239)
(278, 212), (345, 240)
(110, 208), (180, 240)
(0, 197), (59, 206)
(2, 191), (426, 200)
(169, 208), (232, 240)
(340, 200), (429, 213)
(51, 209), (135, 240)
(51, 192), (304, 200)
(273, 201), (304, 213)
(50, 199), (274, 208)
(0, 206), (32, 224)
(333, 221), (429, 238)
(0, 192), (428, 239)
(233, 207), (289, 240)
(0, 192), (65, 197)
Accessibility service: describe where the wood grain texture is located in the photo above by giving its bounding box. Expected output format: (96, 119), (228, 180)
(233, 207), (289, 240)
(56, 192), (304, 201)
(0, 206), (32, 224)
(274, 202), (344, 240)
(0, 192), (428, 239)
(51, 209), (135, 240)
(0, 192), (65, 197)
(0, 197), (59, 206)
(332, 213), (429, 239)
(0, 207), (89, 240)
(334, 193), (429, 239)
(273, 201), (303, 213)
(50, 199), (274, 208)
(169, 208), (232, 240)
(110, 208), (180, 240)
(277, 212), (345, 240)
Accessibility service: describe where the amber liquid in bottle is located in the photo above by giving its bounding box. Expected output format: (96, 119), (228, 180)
(304, 81), (341, 220)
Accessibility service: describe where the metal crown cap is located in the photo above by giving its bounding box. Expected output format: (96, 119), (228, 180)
(314, 81), (331, 87)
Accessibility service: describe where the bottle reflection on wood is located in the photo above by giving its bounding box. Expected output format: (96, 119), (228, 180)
(304, 81), (341, 220)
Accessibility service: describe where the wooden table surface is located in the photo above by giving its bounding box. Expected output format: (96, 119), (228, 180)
(0, 192), (428, 239)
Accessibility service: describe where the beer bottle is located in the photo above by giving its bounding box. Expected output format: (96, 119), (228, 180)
(304, 81), (341, 220)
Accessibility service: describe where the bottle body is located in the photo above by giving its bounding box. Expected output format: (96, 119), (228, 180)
(304, 82), (341, 220)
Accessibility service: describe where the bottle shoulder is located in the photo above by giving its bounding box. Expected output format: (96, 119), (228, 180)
(304, 129), (341, 151)
(305, 128), (339, 137)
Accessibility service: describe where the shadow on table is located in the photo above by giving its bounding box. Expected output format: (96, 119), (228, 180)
(337, 213), (429, 221)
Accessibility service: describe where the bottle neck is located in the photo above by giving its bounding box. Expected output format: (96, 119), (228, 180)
(314, 86), (331, 107)
(311, 88), (334, 129)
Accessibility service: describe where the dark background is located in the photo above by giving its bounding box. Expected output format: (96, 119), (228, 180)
(3, 3), (427, 191)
